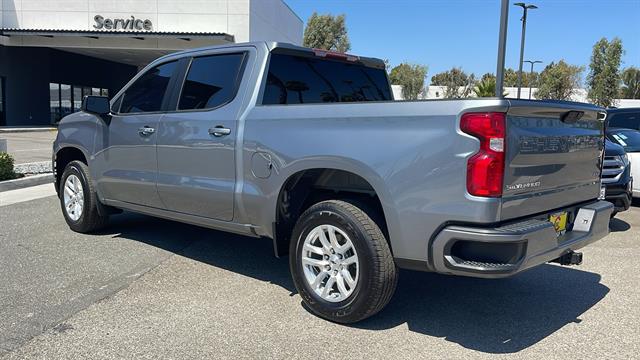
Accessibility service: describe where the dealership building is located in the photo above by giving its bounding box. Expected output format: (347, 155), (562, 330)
(0, 0), (303, 126)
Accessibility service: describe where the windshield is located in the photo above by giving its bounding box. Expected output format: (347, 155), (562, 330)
(608, 129), (640, 152)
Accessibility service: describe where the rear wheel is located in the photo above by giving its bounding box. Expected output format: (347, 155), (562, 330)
(59, 160), (109, 233)
(289, 200), (397, 323)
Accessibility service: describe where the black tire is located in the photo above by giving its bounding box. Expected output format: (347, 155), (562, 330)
(59, 160), (109, 233)
(289, 200), (398, 323)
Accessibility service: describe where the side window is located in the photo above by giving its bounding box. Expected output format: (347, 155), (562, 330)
(262, 53), (392, 105)
(608, 113), (640, 130)
(178, 53), (245, 110)
(120, 61), (178, 114)
(110, 95), (123, 113)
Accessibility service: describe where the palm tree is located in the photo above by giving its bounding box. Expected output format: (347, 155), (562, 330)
(474, 78), (506, 97)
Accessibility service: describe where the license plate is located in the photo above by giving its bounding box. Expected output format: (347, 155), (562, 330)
(598, 186), (606, 200)
(549, 212), (568, 235)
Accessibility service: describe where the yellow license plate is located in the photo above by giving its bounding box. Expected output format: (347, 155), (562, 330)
(549, 212), (568, 234)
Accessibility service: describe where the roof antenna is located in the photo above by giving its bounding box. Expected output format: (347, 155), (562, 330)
(496, 0), (509, 98)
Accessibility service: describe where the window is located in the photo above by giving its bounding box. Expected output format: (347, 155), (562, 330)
(608, 112), (640, 130)
(73, 86), (82, 111)
(609, 130), (640, 152)
(178, 53), (245, 110)
(49, 83), (111, 123)
(262, 52), (392, 105)
(120, 61), (178, 114)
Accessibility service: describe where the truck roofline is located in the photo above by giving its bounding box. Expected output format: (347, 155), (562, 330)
(153, 41), (387, 69)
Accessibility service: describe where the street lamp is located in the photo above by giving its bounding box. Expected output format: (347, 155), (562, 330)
(514, 2), (537, 99)
(523, 60), (542, 99)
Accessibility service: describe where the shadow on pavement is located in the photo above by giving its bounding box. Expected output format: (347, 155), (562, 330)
(609, 217), (631, 232)
(99, 211), (610, 354)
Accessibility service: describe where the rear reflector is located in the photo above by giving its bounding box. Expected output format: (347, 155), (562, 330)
(461, 112), (506, 197)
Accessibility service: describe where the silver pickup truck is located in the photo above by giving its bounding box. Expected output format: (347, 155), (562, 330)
(53, 42), (613, 323)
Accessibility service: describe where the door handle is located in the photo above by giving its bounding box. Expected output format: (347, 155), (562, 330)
(209, 126), (231, 137)
(138, 126), (155, 136)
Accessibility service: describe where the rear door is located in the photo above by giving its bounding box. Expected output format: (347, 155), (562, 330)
(155, 51), (248, 221)
(501, 101), (606, 219)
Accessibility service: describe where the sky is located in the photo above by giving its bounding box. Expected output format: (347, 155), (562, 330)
(285, 0), (640, 85)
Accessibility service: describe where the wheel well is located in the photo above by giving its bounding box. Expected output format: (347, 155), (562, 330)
(273, 169), (389, 257)
(54, 147), (87, 193)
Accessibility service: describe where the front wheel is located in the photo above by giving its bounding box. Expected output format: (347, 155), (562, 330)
(59, 160), (109, 233)
(289, 200), (398, 323)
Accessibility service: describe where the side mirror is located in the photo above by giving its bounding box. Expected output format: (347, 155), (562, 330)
(82, 95), (111, 124)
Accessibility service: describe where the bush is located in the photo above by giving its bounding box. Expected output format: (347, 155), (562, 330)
(0, 152), (17, 181)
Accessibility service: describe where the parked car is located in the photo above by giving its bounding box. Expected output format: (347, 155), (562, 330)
(52, 42), (613, 323)
(601, 139), (633, 216)
(607, 107), (640, 130)
(607, 127), (640, 199)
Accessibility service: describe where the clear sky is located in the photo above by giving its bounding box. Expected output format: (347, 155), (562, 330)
(286, 0), (640, 85)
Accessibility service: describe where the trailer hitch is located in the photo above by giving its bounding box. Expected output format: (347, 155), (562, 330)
(551, 251), (583, 266)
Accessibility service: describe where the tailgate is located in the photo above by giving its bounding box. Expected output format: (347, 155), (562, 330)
(501, 101), (606, 220)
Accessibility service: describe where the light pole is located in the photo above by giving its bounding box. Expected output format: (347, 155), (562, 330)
(523, 60), (542, 99)
(514, 2), (537, 99)
(496, 0), (510, 98)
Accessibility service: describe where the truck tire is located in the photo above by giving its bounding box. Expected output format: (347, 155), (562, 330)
(59, 160), (109, 233)
(289, 200), (398, 323)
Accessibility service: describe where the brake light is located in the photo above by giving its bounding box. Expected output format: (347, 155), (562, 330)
(460, 112), (506, 197)
(313, 49), (359, 62)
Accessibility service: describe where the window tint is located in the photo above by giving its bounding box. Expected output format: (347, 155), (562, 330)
(262, 53), (391, 105)
(608, 112), (640, 130)
(178, 53), (245, 110)
(120, 61), (177, 113)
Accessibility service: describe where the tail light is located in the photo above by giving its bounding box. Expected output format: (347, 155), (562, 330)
(460, 112), (506, 197)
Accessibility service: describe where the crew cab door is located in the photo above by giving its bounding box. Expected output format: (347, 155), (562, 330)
(155, 51), (249, 221)
(94, 60), (179, 208)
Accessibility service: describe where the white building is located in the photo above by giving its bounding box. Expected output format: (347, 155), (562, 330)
(0, 0), (303, 126)
(392, 85), (640, 108)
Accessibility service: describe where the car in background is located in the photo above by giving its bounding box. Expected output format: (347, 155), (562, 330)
(607, 127), (640, 200)
(601, 139), (633, 215)
(607, 107), (640, 130)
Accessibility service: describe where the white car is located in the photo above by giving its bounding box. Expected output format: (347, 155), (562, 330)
(607, 127), (640, 198)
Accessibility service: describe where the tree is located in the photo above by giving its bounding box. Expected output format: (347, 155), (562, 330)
(502, 68), (539, 87)
(474, 77), (507, 97)
(430, 67), (475, 98)
(535, 60), (584, 101)
(621, 66), (640, 99)
(303, 13), (351, 52)
(587, 37), (623, 107)
(431, 67), (469, 86)
(389, 63), (428, 100)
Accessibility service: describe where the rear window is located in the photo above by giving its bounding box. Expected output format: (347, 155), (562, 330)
(262, 52), (391, 105)
(608, 112), (640, 130)
(178, 53), (245, 110)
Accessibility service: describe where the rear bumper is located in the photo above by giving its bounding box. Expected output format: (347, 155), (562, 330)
(431, 200), (613, 278)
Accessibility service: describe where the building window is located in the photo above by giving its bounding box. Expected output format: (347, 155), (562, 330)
(0, 77), (6, 126)
(49, 83), (109, 123)
(49, 83), (61, 124)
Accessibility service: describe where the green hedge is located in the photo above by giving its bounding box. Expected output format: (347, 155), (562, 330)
(0, 152), (17, 181)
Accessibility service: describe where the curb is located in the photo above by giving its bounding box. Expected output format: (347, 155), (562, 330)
(0, 173), (54, 192)
(0, 127), (57, 133)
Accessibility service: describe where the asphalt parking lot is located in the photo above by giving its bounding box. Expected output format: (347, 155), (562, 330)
(0, 131), (57, 164)
(0, 191), (639, 359)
